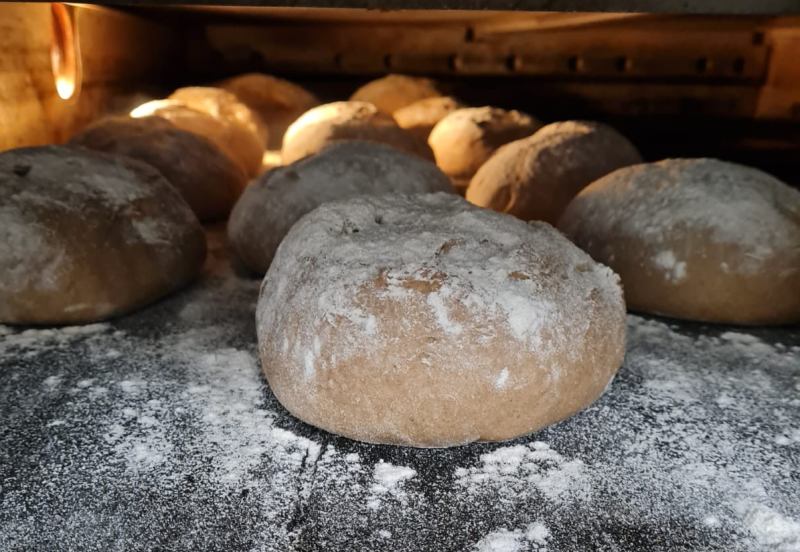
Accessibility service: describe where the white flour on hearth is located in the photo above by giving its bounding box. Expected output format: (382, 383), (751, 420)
(1, 227), (798, 551)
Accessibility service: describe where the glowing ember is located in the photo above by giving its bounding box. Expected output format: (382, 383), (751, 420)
(55, 75), (75, 100)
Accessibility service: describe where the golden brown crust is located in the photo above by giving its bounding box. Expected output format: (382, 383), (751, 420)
(393, 96), (464, 142)
(349, 74), (442, 115)
(428, 107), (542, 184)
(559, 158), (800, 325)
(228, 141), (453, 275)
(218, 73), (319, 150)
(282, 101), (434, 164)
(257, 193), (625, 447)
(131, 99), (261, 178)
(0, 145), (206, 325)
(467, 121), (642, 224)
(168, 87), (266, 176)
(71, 116), (247, 222)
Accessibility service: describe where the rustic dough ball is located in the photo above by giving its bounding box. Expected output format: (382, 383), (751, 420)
(0, 146), (206, 325)
(282, 101), (434, 164)
(559, 158), (800, 325)
(257, 193), (625, 447)
(71, 116), (247, 222)
(467, 121), (642, 224)
(393, 96), (464, 142)
(218, 72), (319, 150)
(130, 99), (260, 177)
(168, 86), (266, 176)
(429, 107), (542, 190)
(229, 141), (453, 275)
(349, 74), (441, 115)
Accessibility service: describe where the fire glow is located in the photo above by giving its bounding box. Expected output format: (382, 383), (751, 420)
(51, 3), (80, 101)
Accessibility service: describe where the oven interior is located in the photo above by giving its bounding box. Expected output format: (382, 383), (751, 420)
(3, 3), (800, 185)
(1, 3), (799, 551)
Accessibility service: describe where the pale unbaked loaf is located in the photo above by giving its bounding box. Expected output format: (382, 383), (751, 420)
(70, 116), (247, 222)
(168, 86), (266, 176)
(393, 96), (464, 142)
(282, 101), (434, 164)
(559, 158), (800, 325)
(467, 121), (642, 224)
(349, 74), (442, 114)
(218, 72), (320, 150)
(229, 141), (453, 274)
(257, 193), (626, 447)
(130, 99), (261, 177)
(0, 146), (206, 325)
(428, 107), (542, 190)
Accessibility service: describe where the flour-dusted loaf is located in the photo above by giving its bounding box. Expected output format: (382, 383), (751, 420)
(71, 116), (247, 222)
(0, 146), (206, 325)
(282, 101), (434, 164)
(467, 121), (642, 224)
(257, 193), (626, 447)
(218, 73), (319, 150)
(428, 107), (542, 190)
(349, 74), (442, 114)
(130, 99), (261, 177)
(229, 141), (453, 274)
(393, 96), (464, 142)
(168, 87), (266, 176)
(559, 158), (800, 325)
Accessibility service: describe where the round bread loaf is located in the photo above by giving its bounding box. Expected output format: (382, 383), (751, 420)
(282, 101), (434, 164)
(393, 96), (464, 142)
(257, 193), (626, 447)
(130, 99), (261, 177)
(0, 146), (206, 325)
(558, 158), (800, 325)
(229, 141), (453, 275)
(349, 74), (441, 114)
(168, 86), (266, 176)
(467, 121), (642, 224)
(428, 107), (542, 190)
(70, 116), (247, 222)
(218, 72), (319, 150)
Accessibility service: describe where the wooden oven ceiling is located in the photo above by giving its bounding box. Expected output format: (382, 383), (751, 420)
(98, 0), (800, 14)
(168, 10), (799, 121)
(2, 3), (798, 179)
(150, 6), (800, 181)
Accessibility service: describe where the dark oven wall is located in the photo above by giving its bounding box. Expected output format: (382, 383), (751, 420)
(2, 4), (798, 186)
(172, 8), (800, 186)
(0, 4), (182, 151)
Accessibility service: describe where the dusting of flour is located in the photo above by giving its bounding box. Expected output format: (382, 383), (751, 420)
(256, 193), (624, 444)
(472, 522), (551, 552)
(1, 227), (798, 551)
(561, 158), (800, 275)
(0, 146), (202, 307)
